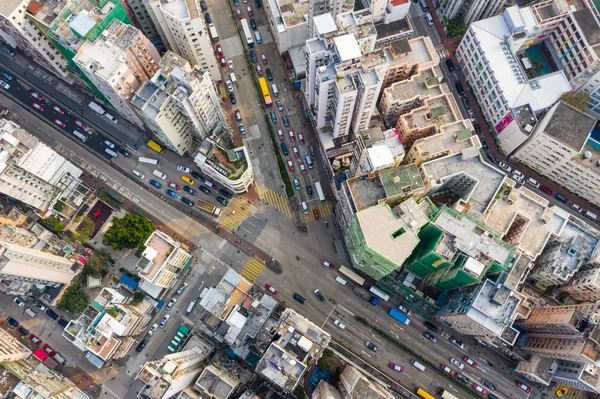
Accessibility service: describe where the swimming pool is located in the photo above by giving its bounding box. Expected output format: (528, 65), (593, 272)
(525, 45), (553, 76)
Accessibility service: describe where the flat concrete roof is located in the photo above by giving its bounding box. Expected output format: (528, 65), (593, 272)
(335, 34), (362, 61)
(313, 13), (336, 35)
(380, 164), (424, 197)
(543, 101), (594, 152)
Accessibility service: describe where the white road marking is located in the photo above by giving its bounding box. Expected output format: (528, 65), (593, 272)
(361, 351), (372, 358)
(394, 323), (404, 331)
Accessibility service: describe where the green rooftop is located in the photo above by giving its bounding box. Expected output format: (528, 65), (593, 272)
(430, 106), (446, 118)
(380, 164), (424, 198)
(455, 129), (473, 141)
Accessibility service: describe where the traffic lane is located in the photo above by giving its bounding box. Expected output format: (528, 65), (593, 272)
(0, 53), (146, 148)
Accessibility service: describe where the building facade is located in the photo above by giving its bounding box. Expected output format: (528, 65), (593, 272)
(438, 0), (507, 26)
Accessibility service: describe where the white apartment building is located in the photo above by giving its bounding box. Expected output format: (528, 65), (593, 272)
(132, 51), (227, 155)
(127, 0), (166, 52)
(0, 240), (79, 291)
(74, 20), (160, 129)
(511, 101), (600, 209)
(456, 6), (571, 155)
(305, 13), (386, 142)
(438, 0), (508, 25)
(369, 0), (411, 25)
(264, 0), (309, 54)
(308, 0), (354, 37)
(194, 144), (254, 194)
(148, 0), (219, 81)
(0, 0), (70, 79)
(0, 119), (86, 213)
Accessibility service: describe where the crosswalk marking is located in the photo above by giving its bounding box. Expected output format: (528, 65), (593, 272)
(256, 183), (292, 218)
(240, 257), (264, 281)
(219, 198), (252, 232)
(301, 201), (333, 222)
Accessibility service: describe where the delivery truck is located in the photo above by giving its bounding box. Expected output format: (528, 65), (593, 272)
(196, 199), (222, 216)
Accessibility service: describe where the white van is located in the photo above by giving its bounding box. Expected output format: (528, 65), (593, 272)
(411, 360), (426, 371)
(335, 276), (348, 286)
(230, 72), (237, 85)
(272, 84), (279, 97)
(301, 201), (308, 214)
(25, 308), (37, 318)
(152, 169), (167, 180)
(585, 210), (598, 222)
(105, 148), (117, 158)
(425, 13), (434, 26)
(104, 113), (118, 124)
(255, 31), (262, 44)
(186, 300), (197, 314)
(526, 177), (540, 188)
(305, 154), (314, 169)
(132, 170), (145, 179)
(73, 130), (88, 142)
(53, 353), (66, 365)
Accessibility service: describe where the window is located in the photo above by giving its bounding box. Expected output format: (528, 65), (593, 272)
(391, 227), (406, 239)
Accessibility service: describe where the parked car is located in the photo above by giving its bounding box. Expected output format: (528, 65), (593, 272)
(160, 314), (171, 328)
(136, 339), (148, 352)
(181, 197), (194, 207)
(34, 302), (47, 311)
(13, 297), (25, 307)
(43, 343), (55, 356)
(450, 337), (464, 349)
(7, 317), (19, 327)
(540, 186), (553, 195)
(148, 323), (159, 336)
(166, 298), (177, 310)
(498, 162), (512, 173)
(176, 283), (188, 294)
(265, 283), (278, 294)
(388, 363), (403, 372)
(29, 334), (42, 345)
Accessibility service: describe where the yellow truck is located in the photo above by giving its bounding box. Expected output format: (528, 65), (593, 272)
(147, 140), (164, 154)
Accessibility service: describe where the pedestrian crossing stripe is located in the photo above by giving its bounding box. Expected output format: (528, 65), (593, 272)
(220, 198), (252, 232)
(256, 183), (292, 218)
(240, 257), (264, 281)
(302, 201), (332, 222)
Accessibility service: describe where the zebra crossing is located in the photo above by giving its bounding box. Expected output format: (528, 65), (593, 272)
(240, 257), (264, 281)
(256, 183), (292, 218)
(301, 200), (333, 222)
(219, 198), (252, 232)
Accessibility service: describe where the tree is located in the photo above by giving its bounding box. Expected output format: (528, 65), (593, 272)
(560, 91), (590, 112)
(53, 200), (65, 213)
(57, 279), (89, 313)
(77, 216), (95, 241)
(446, 18), (467, 39)
(83, 250), (110, 278)
(103, 213), (154, 251)
(131, 292), (145, 305)
(43, 216), (64, 232)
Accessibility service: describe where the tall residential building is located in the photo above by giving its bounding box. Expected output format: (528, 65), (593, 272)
(304, 13), (386, 142)
(147, 0), (219, 81)
(132, 51), (227, 155)
(456, 6), (571, 155)
(438, 0), (507, 25)
(263, 0), (309, 55)
(189, 365), (240, 399)
(0, 241), (79, 292)
(511, 101), (600, 209)
(307, 0), (354, 37)
(344, 198), (429, 281)
(552, 360), (600, 393)
(74, 20), (160, 129)
(0, 119), (88, 214)
(127, 0), (166, 52)
(515, 307), (588, 335)
(194, 144), (254, 194)
(563, 264), (600, 301)
(0, 328), (32, 362)
(136, 345), (213, 399)
(135, 230), (193, 296)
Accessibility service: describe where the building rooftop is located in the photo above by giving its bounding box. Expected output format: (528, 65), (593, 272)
(542, 101), (594, 152)
(400, 94), (459, 131)
(161, 0), (193, 20)
(386, 66), (445, 103)
(573, 9), (600, 47)
(334, 34), (362, 61)
(356, 199), (428, 266)
(374, 18), (411, 41)
(194, 365), (239, 399)
(314, 13), (337, 35)
(199, 269), (252, 321)
(137, 232), (175, 281)
(422, 150), (506, 219)
(347, 175), (386, 211)
(384, 36), (438, 67)
(470, 8), (571, 112)
(275, 0), (308, 29)
(380, 164), (424, 198)
(411, 121), (478, 162)
(485, 185), (567, 258)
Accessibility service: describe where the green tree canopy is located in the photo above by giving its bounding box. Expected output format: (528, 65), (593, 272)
(103, 213), (154, 251)
(77, 216), (95, 241)
(560, 91), (590, 112)
(83, 249), (111, 278)
(446, 18), (467, 39)
(57, 279), (89, 313)
(43, 216), (64, 232)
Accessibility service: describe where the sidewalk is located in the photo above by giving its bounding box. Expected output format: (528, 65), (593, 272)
(216, 226), (269, 262)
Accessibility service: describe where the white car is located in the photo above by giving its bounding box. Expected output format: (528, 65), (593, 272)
(226, 80), (234, 93)
(334, 320), (345, 329)
(228, 60), (234, 71)
(13, 297), (25, 307)
(147, 323), (159, 336)
(160, 314), (171, 328)
(166, 298), (177, 310)
(398, 305), (411, 315)
(177, 166), (191, 174)
(498, 162), (512, 173)
(512, 172), (525, 183)
(176, 283), (188, 294)
(0, 79), (9, 90)
(467, 109), (475, 122)
(450, 358), (465, 369)
(104, 140), (115, 149)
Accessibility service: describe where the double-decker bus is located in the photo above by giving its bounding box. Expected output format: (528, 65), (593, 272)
(241, 19), (254, 48)
(259, 77), (272, 105)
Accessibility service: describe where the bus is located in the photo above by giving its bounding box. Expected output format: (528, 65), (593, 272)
(138, 157), (159, 166)
(369, 286), (390, 301)
(258, 77), (272, 105)
(437, 388), (460, 399)
(147, 140), (164, 154)
(315, 181), (325, 202)
(338, 265), (365, 286)
(416, 388), (435, 399)
(241, 19), (254, 48)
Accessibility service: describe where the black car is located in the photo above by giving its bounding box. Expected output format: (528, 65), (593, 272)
(200, 0), (207, 9)
(482, 380), (496, 391)
(7, 317), (19, 327)
(199, 186), (212, 195)
(364, 341), (378, 351)
(250, 18), (257, 30)
(306, 185), (313, 196)
(216, 196), (229, 206)
(46, 308), (58, 320)
(423, 321), (438, 332)
(445, 58), (455, 71)
(204, 12), (211, 23)
(481, 138), (489, 150)
(57, 318), (68, 328)
(136, 339), (148, 352)
(314, 289), (325, 301)
(254, 0), (261, 8)
(266, 68), (273, 81)
(219, 189), (233, 199)
(250, 50), (257, 63)
(456, 373), (469, 384)
(229, 92), (236, 104)
(18, 326), (29, 335)
(423, 331), (437, 343)
(183, 186), (197, 196)
(293, 293), (306, 303)
(181, 197), (194, 207)
(191, 171), (205, 181)
(118, 148), (131, 157)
